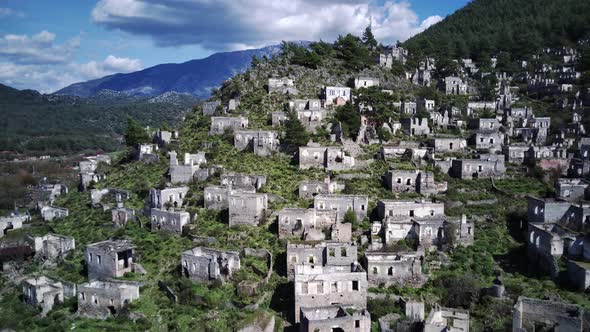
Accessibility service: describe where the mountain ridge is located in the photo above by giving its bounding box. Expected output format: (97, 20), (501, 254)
(55, 43), (296, 99)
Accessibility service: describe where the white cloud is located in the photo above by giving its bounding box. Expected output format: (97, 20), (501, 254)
(0, 55), (142, 93)
(0, 30), (80, 64)
(0, 29), (143, 92)
(103, 55), (142, 72)
(70, 55), (142, 79)
(92, 0), (443, 50)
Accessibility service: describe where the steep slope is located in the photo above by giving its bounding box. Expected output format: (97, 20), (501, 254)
(55, 44), (285, 98)
(0, 84), (197, 155)
(404, 0), (590, 59)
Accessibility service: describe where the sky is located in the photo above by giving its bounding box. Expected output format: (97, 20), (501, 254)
(0, 0), (469, 93)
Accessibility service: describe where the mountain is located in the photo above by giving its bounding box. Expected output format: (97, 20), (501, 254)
(404, 0), (590, 60)
(0, 83), (197, 156)
(55, 44), (286, 99)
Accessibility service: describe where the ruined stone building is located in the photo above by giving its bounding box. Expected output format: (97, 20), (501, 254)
(298, 146), (355, 171)
(86, 240), (135, 280)
(354, 77), (380, 89)
(379, 45), (408, 68)
(384, 169), (447, 196)
(32, 183), (69, 207)
(314, 194), (368, 223)
(137, 143), (159, 162)
(378, 200), (445, 221)
(567, 259), (590, 291)
(294, 263), (367, 324)
(418, 99), (436, 113)
(233, 130), (280, 156)
(424, 305), (470, 332)
(228, 98), (240, 111)
(271, 111), (287, 127)
(526, 196), (576, 225)
(79, 155), (111, 173)
(25, 233), (75, 262)
(569, 158), (590, 178)
(278, 206), (353, 241)
(512, 297), (586, 332)
(221, 174), (267, 191)
(181, 247), (240, 282)
(372, 200), (473, 250)
(78, 156), (110, 191)
(279, 208), (324, 239)
(203, 186), (255, 210)
(0, 213), (28, 238)
(228, 192), (268, 226)
(429, 137), (468, 154)
(526, 196), (589, 280)
(300, 305), (371, 332)
(298, 177), (344, 199)
(322, 86), (351, 106)
(268, 77), (297, 95)
(527, 221), (578, 278)
(23, 276), (74, 316)
(467, 101), (496, 115)
(474, 130), (504, 151)
(111, 206), (135, 228)
(555, 178), (589, 201)
(292, 109), (329, 133)
(89, 188), (131, 208)
(401, 118), (430, 136)
(379, 142), (434, 161)
(209, 116), (248, 135)
(449, 155), (506, 179)
(169, 151), (207, 184)
(150, 208), (190, 234)
(202, 100), (222, 116)
(40, 206), (69, 221)
(153, 130), (178, 146)
(288, 99), (322, 112)
(286, 241), (357, 280)
(430, 109), (451, 129)
(504, 144), (530, 164)
(149, 187), (189, 209)
(80, 172), (107, 192)
(444, 76), (468, 95)
(401, 101), (417, 115)
(412, 68), (432, 86)
(526, 146), (568, 168)
(364, 251), (425, 287)
(578, 137), (590, 158)
(78, 280), (140, 320)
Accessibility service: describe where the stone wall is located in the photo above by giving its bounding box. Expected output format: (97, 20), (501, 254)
(78, 280), (140, 320)
(294, 264), (367, 323)
(150, 208), (190, 235)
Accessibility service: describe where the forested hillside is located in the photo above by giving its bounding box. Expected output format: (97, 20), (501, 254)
(404, 0), (590, 60)
(0, 84), (196, 156)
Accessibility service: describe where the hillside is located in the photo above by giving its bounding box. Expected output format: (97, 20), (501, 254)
(404, 0), (590, 60)
(0, 84), (197, 155)
(2, 1), (590, 330)
(2, 44), (589, 330)
(55, 44), (287, 98)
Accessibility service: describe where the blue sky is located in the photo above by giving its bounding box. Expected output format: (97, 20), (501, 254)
(0, 0), (469, 92)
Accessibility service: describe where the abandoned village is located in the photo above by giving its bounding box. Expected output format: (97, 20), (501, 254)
(1, 3), (590, 332)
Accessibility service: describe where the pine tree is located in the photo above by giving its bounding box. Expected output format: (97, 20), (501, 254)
(124, 116), (149, 147)
(362, 24), (378, 50)
(333, 102), (361, 139)
(284, 110), (310, 147)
